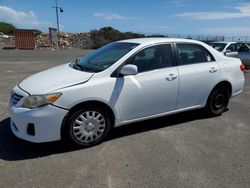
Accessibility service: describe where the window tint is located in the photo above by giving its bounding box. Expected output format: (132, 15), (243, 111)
(77, 42), (139, 72)
(126, 44), (173, 73)
(176, 44), (215, 65)
(226, 44), (237, 52)
(237, 43), (250, 52)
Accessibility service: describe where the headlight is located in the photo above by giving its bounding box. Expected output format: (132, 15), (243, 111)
(22, 93), (62, 109)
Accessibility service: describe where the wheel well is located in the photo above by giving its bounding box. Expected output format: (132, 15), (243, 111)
(212, 81), (232, 97)
(61, 101), (115, 139)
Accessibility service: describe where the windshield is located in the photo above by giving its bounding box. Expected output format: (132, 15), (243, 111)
(75, 42), (139, 72)
(210, 43), (227, 52)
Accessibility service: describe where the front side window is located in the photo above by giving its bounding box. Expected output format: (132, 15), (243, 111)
(75, 42), (139, 72)
(126, 44), (173, 73)
(176, 44), (215, 65)
(226, 44), (237, 52)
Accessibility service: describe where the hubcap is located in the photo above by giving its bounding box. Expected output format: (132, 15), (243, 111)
(214, 94), (225, 109)
(72, 111), (106, 143)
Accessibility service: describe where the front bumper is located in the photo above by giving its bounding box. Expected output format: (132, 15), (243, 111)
(8, 86), (68, 143)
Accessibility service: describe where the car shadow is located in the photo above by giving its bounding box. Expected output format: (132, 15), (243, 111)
(0, 109), (213, 161)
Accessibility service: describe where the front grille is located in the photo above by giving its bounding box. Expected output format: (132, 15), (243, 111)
(11, 93), (23, 105)
(27, 123), (35, 136)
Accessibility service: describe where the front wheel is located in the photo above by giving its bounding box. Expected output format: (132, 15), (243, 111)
(206, 87), (230, 116)
(65, 107), (112, 147)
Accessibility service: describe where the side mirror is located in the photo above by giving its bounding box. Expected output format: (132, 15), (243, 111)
(120, 64), (138, 76)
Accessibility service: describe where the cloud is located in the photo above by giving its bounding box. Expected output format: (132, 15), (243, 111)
(200, 27), (250, 35)
(168, 0), (188, 7)
(93, 12), (135, 20)
(0, 6), (51, 29)
(176, 3), (250, 20)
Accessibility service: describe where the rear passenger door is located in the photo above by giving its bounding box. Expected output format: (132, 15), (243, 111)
(175, 43), (220, 109)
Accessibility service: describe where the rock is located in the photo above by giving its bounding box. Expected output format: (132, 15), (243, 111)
(35, 32), (92, 49)
(36, 32), (51, 48)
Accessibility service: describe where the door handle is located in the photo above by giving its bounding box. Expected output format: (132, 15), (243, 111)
(209, 67), (218, 73)
(166, 74), (177, 81)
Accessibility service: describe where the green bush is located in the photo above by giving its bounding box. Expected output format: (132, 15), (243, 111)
(0, 22), (16, 35)
(90, 27), (145, 48)
(33, 29), (42, 37)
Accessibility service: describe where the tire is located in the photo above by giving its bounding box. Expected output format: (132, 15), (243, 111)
(206, 86), (230, 116)
(65, 106), (112, 147)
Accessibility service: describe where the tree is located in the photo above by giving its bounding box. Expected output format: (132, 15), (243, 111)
(90, 27), (145, 48)
(0, 22), (16, 35)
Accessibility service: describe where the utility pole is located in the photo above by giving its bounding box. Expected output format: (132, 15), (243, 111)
(52, 0), (63, 48)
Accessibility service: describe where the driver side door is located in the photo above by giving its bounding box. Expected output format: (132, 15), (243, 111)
(225, 43), (239, 58)
(115, 44), (179, 123)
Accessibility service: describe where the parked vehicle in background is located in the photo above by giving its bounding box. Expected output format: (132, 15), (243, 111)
(210, 41), (250, 68)
(9, 38), (245, 147)
(210, 42), (238, 58)
(0, 32), (10, 39)
(236, 42), (250, 69)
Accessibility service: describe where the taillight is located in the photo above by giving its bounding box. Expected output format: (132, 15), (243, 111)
(240, 64), (246, 72)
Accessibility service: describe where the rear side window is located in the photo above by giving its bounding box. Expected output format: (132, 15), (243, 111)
(238, 44), (250, 52)
(176, 44), (215, 66)
(127, 44), (174, 73)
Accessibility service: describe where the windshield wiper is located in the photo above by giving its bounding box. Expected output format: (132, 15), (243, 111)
(74, 59), (93, 72)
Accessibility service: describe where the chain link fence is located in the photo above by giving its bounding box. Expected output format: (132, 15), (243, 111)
(224, 36), (250, 42)
(165, 34), (225, 42)
(165, 34), (250, 42)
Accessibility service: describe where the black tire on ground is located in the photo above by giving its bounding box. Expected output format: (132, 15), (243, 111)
(206, 86), (230, 116)
(64, 106), (112, 147)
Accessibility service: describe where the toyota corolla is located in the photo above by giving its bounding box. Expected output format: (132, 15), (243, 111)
(9, 38), (245, 147)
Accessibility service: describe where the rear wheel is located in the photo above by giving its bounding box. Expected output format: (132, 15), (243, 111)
(206, 86), (230, 116)
(65, 106), (112, 147)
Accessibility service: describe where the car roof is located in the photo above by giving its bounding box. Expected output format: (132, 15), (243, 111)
(237, 41), (250, 44)
(211, 41), (236, 44)
(118, 37), (204, 45)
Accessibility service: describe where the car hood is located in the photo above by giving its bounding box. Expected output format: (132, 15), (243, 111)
(19, 63), (94, 94)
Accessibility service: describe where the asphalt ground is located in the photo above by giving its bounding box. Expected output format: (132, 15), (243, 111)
(0, 49), (250, 188)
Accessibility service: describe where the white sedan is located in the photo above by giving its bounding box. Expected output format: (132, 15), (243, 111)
(9, 38), (245, 147)
(0, 32), (10, 39)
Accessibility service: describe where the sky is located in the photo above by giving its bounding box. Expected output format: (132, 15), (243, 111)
(0, 0), (250, 36)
